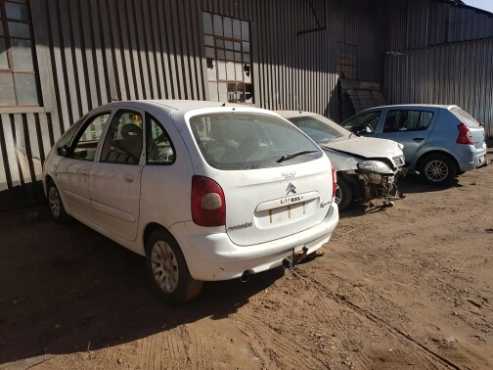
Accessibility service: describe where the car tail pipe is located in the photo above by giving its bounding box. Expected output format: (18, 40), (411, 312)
(240, 270), (254, 283)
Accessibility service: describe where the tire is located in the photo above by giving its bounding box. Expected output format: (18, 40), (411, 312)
(335, 177), (353, 211)
(420, 153), (458, 186)
(47, 181), (70, 223)
(145, 229), (203, 304)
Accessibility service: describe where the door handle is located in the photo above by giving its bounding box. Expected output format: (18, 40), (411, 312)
(413, 138), (425, 142)
(123, 175), (134, 183)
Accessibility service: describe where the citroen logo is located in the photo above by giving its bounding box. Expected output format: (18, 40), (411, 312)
(286, 183), (297, 195)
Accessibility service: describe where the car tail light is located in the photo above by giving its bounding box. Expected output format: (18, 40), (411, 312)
(331, 166), (337, 200)
(456, 123), (473, 145)
(191, 176), (226, 227)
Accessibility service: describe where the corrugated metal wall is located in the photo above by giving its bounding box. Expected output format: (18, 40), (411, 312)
(387, 0), (493, 51)
(0, 0), (385, 193)
(384, 0), (493, 138)
(384, 38), (493, 138)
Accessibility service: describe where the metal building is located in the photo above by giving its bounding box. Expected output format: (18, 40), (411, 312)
(0, 0), (386, 200)
(0, 0), (491, 203)
(384, 0), (493, 138)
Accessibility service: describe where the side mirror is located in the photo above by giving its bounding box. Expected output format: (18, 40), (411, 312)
(57, 145), (69, 157)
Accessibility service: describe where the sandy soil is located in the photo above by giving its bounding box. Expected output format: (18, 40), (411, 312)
(1, 157), (492, 370)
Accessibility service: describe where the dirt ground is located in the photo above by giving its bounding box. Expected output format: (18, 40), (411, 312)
(1, 155), (493, 370)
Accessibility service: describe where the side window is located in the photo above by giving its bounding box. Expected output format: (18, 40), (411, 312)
(70, 113), (111, 161)
(146, 115), (175, 165)
(343, 111), (381, 134)
(384, 110), (434, 133)
(100, 110), (144, 165)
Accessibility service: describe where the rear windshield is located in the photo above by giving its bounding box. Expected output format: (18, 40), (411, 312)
(189, 113), (322, 170)
(450, 107), (480, 128)
(289, 115), (349, 143)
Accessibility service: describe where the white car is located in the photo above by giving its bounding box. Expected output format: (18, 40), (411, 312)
(278, 111), (406, 210)
(43, 101), (339, 303)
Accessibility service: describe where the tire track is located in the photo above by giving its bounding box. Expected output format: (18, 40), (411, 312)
(290, 268), (464, 370)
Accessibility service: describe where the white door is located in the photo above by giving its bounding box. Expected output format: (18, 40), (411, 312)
(56, 113), (112, 222)
(89, 110), (144, 242)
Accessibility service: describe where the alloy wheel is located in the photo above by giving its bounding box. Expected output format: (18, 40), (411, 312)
(424, 159), (449, 183)
(48, 186), (61, 219)
(151, 240), (180, 294)
(335, 185), (343, 206)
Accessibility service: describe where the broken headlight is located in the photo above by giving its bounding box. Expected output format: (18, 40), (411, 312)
(357, 160), (394, 176)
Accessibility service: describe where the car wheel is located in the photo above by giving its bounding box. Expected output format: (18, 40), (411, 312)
(335, 178), (353, 211)
(47, 182), (70, 223)
(146, 230), (203, 304)
(420, 153), (457, 186)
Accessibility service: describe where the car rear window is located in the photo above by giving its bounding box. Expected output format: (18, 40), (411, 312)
(189, 113), (322, 170)
(450, 107), (480, 128)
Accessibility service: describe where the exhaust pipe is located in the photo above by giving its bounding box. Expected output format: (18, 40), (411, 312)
(240, 270), (253, 283)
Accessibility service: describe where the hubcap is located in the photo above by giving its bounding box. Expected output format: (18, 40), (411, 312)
(151, 241), (179, 294)
(48, 187), (61, 218)
(424, 160), (449, 183)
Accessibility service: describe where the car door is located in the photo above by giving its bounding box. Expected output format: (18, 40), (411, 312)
(374, 109), (435, 165)
(55, 112), (112, 222)
(89, 109), (144, 242)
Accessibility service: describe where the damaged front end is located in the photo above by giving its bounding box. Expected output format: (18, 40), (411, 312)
(356, 157), (406, 206)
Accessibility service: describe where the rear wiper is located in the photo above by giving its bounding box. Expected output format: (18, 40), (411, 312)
(276, 150), (318, 163)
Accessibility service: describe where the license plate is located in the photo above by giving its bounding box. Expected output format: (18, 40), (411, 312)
(268, 202), (306, 224)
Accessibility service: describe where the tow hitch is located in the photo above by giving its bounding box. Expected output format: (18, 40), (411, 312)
(283, 246), (309, 269)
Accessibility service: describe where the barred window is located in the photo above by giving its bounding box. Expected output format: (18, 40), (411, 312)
(0, 0), (39, 107)
(202, 12), (253, 104)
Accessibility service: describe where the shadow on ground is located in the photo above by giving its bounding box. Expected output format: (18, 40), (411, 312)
(339, 174), (466, 219)
(0, 208), (283, 365)
(398, 174), (463, 195)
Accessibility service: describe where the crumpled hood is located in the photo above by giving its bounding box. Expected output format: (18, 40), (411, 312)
(321, 136), (403, 160)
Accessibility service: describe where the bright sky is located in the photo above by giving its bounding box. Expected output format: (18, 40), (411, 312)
(465, 0), (493, 13)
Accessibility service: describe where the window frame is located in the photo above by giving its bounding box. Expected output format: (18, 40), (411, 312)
(0, 0), (42, 108)
(66, 111), (113, 162)
(201, 11), (254, 104)
(383, 109), (435, 133)
(99, 109), (145, 166)
(145, 113), (176, 166)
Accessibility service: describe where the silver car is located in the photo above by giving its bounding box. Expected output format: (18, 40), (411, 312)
(342, 105), (488, 186)
(278, 111), (405, 211)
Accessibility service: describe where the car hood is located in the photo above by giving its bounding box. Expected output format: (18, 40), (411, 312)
(321, 136), (403, 160)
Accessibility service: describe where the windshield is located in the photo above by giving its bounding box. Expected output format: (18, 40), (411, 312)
(289, 115), (349, 144)
(342, 111), (382, 134)
(189, 113), (322, 170)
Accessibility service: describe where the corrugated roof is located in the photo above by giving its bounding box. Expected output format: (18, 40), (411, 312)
(441, 0), (493, 17)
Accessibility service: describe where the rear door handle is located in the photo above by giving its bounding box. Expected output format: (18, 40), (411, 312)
(413, 138), (425, 142)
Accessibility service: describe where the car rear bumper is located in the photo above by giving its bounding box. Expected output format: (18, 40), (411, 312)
(457, 143), (487, 171)
(170, 204), (339, 281)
